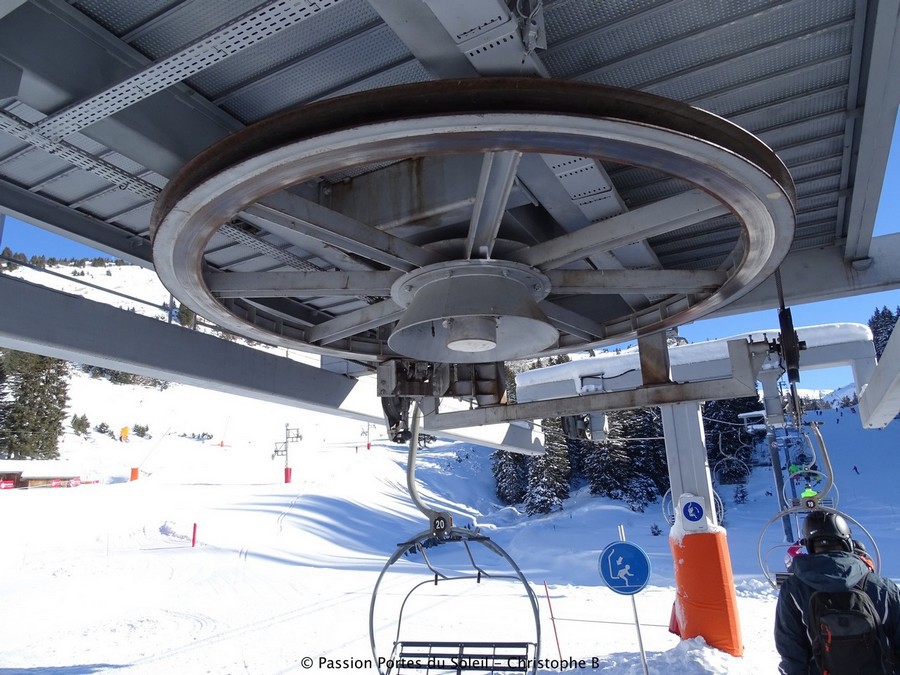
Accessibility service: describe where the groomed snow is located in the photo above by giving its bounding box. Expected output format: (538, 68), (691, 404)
(0, 368), (897, 674)
(2, 263), (898, 673)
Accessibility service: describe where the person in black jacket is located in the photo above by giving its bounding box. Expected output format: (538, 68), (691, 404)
(774, 511), (900, 674)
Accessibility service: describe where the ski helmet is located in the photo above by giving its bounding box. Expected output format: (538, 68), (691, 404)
(802, 511), (853, 554)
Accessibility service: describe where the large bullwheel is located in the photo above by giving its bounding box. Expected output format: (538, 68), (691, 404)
(152, 78), (795, 364)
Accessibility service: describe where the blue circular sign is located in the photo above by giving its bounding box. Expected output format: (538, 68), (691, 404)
(682, 501), (704, 522)
(598, 541), (651, 595)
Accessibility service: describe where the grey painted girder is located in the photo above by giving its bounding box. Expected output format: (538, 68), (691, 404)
(859, 318), (900, 429)
(248, 193), (447, 272)
(422, 0), (550, 77)
(218, 223), (322, 272)
(0, 273), (543, 455)
(506, 119), (658, 312)
(513, 153), (596, 233)
(509, 189), (730, 270)
(425, 340), (768, 429)
(366, 0), (480, 79)
(207, 270), (402, 298)
(465, 150), (521, 259)
(0, 1), (26, 21)
(0, 274), (363, 409)
(376, 0), (662, 319)
(232, 211), (369, 273)
(842, 0), (900, 262)
(306, 299), (404, 346)
(516, 324), (876, 404)
(370, 0), (646, 284)
(538, 301), (608, 343)
(532, 152), (659, 295)
(544, 269), (726, 295)
(326, 154), (535, 238)
(705, 233), (900, 319)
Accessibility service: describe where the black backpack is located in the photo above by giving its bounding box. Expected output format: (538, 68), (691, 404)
(807, 574), (891, 674)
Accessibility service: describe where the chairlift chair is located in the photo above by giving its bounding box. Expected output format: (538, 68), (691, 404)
(712, 456), (751, 486)
(780, 469), (839, 510)
(757, 423), (880, 588)
(369, 403), (540, 675)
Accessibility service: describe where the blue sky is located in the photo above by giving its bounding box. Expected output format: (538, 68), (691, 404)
(1, 114), (898, 393)
(0, 214), (112, 260)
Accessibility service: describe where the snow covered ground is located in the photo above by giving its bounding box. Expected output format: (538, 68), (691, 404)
(2, 262), (899, 673)
(0, 367), (897, 674)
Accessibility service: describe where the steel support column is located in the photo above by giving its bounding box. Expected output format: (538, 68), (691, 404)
(660, 402), (715, 511)
(661, 401), (742, 657)
(759, 368), (794, 543)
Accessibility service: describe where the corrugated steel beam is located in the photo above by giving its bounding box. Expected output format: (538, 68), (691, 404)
(706, 232), (900, 317)
(0, 273), (544, 455)
(842, 0), (900, 261)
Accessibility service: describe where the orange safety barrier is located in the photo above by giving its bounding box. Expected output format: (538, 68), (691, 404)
(130, 467), (139, 481)
(669, 529), (743, 657)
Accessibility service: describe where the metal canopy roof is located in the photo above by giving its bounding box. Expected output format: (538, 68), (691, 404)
(0, 0), (899, 372)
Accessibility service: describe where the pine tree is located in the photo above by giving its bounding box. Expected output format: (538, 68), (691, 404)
(625, 407), (668, 501)
(868, 306), (898, 360)
(500, 358), (571, 513)
(582, 407), (666, 512)
(70, 413), (90, 436)
(2, 246), (20, 270)
(491, 361), (532, 504)
(567, 436), (591, 487)
(582, 414), (631, 501)
(523, 416), (570, 515)
(177, 304), (196, 329)
(0, 350), (69, 459)
(492, 450), (528, 504)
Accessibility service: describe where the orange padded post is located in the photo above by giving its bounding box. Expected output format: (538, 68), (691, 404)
(670, 529), (743, 657)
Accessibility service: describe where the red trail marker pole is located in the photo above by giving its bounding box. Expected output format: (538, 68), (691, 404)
(543, 580), (563, 662)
